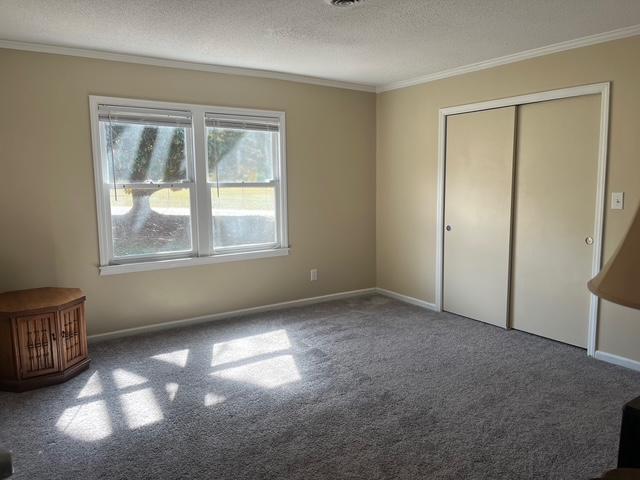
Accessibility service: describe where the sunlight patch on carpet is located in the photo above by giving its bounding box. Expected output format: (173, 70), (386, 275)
(112, 368), (148, 389)
(152, 349), (190, 368)
(56, 400), (112, 441)
(211, 354), (300, 389)
(212, 329), (291, 367)
(120, 388), (164, 429)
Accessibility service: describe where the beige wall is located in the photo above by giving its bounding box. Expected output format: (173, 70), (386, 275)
(0, 49), (376, 335)
(2, 35), (639, 361)
(376, 35), (640, 362)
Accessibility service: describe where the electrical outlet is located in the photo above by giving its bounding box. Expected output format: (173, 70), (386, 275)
(310, 268), (318, 282)
(612, 192), (624, 210)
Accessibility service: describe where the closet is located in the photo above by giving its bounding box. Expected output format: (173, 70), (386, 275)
(442, 94), (601, 348)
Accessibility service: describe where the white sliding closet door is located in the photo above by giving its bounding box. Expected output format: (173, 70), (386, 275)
(443, 107), (516, 328)
(510, 95), (600, 348)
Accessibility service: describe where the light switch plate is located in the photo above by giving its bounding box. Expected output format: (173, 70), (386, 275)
(612, 192), (624, 210)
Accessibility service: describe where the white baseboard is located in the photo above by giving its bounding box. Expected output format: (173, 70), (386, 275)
(88, 287), (377, 343)
(375, 288), (438, 311)
(594, 350), (640, 372)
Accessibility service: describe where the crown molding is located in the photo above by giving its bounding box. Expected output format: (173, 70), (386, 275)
(0, 39), (377, 93)
(377, 24), (640, 93)
(2, 24), (640, 95)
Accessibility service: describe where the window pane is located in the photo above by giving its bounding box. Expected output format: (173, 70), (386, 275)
(110, 188), (192, 257)
(207, 128), (275, 183)
(101, 122), (189, 183)
(211, 187), (276, 248)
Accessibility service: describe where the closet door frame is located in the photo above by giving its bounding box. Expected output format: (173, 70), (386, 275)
(435, 82), (610, 357)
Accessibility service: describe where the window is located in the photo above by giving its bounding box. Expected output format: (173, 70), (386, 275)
(205, 114), (280, 251)
(90, 97), (288, 275)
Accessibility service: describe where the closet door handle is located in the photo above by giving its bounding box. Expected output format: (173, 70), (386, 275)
(585, 236), (593, 245)
(445, 225), (452, 231)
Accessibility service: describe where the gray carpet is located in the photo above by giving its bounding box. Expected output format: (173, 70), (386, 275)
(1, 295), (639, 480)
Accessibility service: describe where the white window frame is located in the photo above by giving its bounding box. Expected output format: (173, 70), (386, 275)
(89, 96), (289, 275)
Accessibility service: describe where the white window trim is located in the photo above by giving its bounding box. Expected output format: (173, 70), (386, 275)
(99, 248), (291, 275)
(89, 95), (289, 275)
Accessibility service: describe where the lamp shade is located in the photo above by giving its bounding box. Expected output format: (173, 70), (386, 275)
(588, 204), (640, 310)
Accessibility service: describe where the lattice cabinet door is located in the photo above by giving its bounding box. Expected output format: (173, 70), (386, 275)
(16, 313), (60, 378)
(59, 304), (87, 369)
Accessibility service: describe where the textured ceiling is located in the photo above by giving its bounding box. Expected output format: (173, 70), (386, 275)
(1, 0), (640, 88)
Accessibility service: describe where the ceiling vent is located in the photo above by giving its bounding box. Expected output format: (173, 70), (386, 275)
(325, 0), (362, 6)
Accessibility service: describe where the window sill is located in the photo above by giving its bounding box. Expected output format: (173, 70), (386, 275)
(99, 247), (290, 276)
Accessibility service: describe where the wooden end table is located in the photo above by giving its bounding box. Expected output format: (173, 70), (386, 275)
(0, 287), (90, 392)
